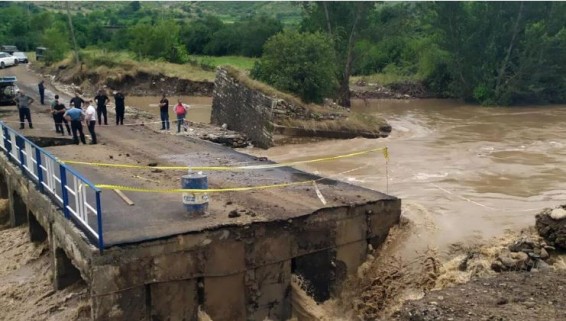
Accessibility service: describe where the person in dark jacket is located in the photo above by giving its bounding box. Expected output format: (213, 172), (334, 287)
(70, 92), (85, 109)
(51, 98), (68, 136)
(94, 89), (109, 125)
(38, 80), (45, 105)
(159, 93), (169, 130)
(114, 90), (125, 125)
(51, 95), (71, 135)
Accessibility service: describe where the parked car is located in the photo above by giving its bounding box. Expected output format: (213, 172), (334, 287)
(0, 76), (18, 106)
(12, 52), (28, 64)
(36, 47), (48, 61)
(0, 52), (18, 68)
(0, 45), (18, 54)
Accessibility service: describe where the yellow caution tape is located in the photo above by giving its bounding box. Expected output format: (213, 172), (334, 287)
(96, 180), (315, 193)
(64, 147), (387, 171)
(383, 147), (389, 161)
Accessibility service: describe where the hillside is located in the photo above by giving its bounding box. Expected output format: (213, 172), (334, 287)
(30, 1), (302, 24)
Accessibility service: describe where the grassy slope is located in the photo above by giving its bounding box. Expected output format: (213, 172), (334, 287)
(32, 1), (302, 25)
(52, 50), (257, 83)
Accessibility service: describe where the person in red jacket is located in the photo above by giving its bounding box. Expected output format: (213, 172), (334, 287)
(174, 98), (189, 133)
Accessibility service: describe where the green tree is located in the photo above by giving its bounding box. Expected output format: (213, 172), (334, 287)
(41, 22), (71, 63)
(431, 2), (566, 105)
(180, 15), (224, 54)
(301, 2), (374, 107)
(251, 31), (337, 104)
(130, 20), (187, 62)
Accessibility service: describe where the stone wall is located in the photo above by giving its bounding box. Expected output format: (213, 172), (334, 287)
(211, 68), (275, 148)
(211, 68), (347, 148)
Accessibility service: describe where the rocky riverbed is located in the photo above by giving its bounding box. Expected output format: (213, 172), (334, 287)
(389, 205), (566, 321)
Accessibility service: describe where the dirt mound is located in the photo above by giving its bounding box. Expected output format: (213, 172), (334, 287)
(392, 270), (566, 321)
(536, 206), (566, 250)
(350, 81), (435, 100)
(38, 64), (214, 97)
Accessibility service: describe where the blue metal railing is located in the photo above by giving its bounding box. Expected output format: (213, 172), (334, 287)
(0, 121), (104, 251)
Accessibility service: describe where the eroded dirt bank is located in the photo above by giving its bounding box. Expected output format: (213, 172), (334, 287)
(36, 63), (214, 97)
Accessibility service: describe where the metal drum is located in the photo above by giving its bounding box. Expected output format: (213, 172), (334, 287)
(181, 172), (209, 215)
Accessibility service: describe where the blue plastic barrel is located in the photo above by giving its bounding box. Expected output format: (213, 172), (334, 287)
(181, 172), (209, 214)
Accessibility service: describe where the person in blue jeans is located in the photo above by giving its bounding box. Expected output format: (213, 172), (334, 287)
(64, 104), (86, 145)
(174, 99), (188, 133)
(159, 93), (169, 130)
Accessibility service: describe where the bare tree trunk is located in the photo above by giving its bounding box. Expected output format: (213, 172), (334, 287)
(495, 1), (524, 97)
(323, 2), (332, 34)
(337, 6), (362, 107)
(65, 2), (80, 66)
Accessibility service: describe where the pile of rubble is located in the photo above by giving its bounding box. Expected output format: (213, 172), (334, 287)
(536, 206), (566, 250)
(491, 235), (554, 272)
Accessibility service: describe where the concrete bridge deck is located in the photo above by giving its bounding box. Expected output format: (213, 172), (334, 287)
(0, 65), (401, 321)
(47, 128), (390, 247)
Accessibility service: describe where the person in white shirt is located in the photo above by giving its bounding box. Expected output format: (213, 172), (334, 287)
(84, 100), (98, 145)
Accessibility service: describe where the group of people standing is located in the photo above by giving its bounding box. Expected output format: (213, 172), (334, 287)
(50, 89), (127, 145)
(16, 80), (191, 145)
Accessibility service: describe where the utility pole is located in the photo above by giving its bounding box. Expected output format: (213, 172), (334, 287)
(65, 2), (80, 66)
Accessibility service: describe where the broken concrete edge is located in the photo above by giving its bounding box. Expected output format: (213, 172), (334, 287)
(273, 125), (391, 139)
(89, 198), (400, 289)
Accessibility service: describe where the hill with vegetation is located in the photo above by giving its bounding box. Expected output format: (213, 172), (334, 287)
(1, 1), (564, 106)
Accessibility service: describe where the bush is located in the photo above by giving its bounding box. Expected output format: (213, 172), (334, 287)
(251, 30), (337, 104)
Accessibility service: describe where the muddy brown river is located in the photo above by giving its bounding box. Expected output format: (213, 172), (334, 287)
(247, 99), (566, 259)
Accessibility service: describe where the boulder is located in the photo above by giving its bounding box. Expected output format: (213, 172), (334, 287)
(536, 206), (566, 250)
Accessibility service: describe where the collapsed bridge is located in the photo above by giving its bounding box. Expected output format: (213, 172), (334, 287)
(0, 120), (400, 321)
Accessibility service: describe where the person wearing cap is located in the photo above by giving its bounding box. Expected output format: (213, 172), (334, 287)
(14, 91), (34, 129)
(114, 90), (125, 125)
(94, 89), (109, 125)
(51, 96), (70, 136)
(64, 102), (86, 145)
(51, 95), (71, 135)
(84, 100), (97, 144)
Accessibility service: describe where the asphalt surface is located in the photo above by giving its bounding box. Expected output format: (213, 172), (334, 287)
(1, 64), (393, 247)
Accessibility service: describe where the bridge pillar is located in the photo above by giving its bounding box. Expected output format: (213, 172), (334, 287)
(28, 211), (47, 243)
(0, 171), (8, 198)
(0, 199), (8, 226)
(52, 245), (82, 291)
(91, 285), (149, 321)
(9, 190), (27, 227)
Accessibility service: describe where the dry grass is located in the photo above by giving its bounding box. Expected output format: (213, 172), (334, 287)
(53, 50), (216, 82)
(351, 73), (422, 86)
